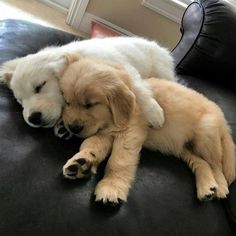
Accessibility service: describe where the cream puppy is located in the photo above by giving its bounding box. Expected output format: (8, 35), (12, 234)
(0, 37), (175, 133)
(60, 57), (236, 205)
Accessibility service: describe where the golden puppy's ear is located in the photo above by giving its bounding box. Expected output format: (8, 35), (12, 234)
(107, 82), (135, 128)
(0, 57), (21, 86)
(49, 53), (80, 77)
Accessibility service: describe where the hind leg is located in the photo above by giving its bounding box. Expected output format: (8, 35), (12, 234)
(194, 116), (229, 199)
(181, 149), (218, 201)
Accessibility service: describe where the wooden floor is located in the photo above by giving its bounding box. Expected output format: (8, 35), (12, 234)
(0, 0), (88, 37)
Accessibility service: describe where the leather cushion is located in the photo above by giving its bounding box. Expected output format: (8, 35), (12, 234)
(171, 0), (236, 86)
(0, 75), (233, 235)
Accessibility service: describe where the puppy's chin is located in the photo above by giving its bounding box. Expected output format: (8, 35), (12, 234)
(73, 127), (101, 139)
(25, 117), (58, 128)
(41, 121), (58, 128)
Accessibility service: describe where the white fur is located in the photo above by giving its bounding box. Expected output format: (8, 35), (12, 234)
(0, 36), (175, 129)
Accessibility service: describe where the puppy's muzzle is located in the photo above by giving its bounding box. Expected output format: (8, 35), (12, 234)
(28, 112), (42, 126)
(68, 124), (83, 134)
(28, 111), (54, 127)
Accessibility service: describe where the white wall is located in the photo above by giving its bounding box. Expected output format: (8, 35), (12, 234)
(86, 0), (181, 48)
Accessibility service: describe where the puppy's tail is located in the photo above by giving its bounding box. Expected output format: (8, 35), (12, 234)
(221, 127), (236, 185)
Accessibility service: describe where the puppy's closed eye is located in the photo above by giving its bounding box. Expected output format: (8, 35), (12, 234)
(83, 101), (99, 109)
(34, 81), (46, 93)
(84, 102), (99, 109)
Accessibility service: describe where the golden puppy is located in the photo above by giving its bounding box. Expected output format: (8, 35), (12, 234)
(59, 56), (236, 204)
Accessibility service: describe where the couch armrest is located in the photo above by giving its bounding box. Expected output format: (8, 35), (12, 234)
(0, 19), (79, 64)
(171, 0), (236, 87)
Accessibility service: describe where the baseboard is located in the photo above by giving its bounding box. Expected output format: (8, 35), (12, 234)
(77, 13), (135, 36)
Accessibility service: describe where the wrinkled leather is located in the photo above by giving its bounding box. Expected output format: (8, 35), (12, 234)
(172, 0), (236, 87)
(0, 6), (236, 235)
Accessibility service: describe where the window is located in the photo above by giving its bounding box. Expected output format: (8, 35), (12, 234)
(142, 0), (193, 23)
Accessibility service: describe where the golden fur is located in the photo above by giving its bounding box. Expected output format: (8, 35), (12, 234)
(59, 56), (236, 204)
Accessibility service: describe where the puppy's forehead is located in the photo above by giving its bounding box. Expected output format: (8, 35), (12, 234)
(75, 80), (106, 103)
(61, 77), (107, 105)
(61, 59), (110, 91)
(60, 58), (124, 103)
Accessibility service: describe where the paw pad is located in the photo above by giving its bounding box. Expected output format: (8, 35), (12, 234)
(76, 158), (86, 165)
(201, 187), (216, 201)
(63, 158), (92, 179)
(54, 120), (73, 140)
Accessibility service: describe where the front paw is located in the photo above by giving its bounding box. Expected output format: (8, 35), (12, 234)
(145, 99), (165, 128)
(94, 179), (128, 205)
(63, 152), (95, 179)
(54, 119), (73, 140)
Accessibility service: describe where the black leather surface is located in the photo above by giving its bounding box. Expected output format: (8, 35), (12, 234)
(0, 9), (236, 236)
(0, 19), (78, 64)
(172, 0), (236, 87)
(0, 74), (234, 236)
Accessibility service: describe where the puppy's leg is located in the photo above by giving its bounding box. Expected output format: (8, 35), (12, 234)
(63, 135), (113, 179)
(54, 118), (73, 140)
(194, 117), (230, 199)
(210, 165), (229, 199)
(126, 66), (164, 128)
(94, 126), (146, 205)
(181, 148), (218, 201)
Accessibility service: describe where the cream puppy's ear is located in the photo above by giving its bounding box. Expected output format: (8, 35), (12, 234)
(107, 82), (135, 129)
(49, 53), (80, 78)
(0, 57), (22, 86)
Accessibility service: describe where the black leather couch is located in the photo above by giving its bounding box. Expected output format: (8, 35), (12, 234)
(0, 0), (235, 235)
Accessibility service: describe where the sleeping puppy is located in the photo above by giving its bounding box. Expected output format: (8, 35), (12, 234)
(0, 37), (175, 135)
(59, 56), (236, 204)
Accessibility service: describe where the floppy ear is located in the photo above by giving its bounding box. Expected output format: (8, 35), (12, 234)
(107, 82), (135, 128)
(48, 53), (80, 78)
(0, 57), (21, 86)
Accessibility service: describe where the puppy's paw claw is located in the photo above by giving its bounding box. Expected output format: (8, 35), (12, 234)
(95, 197), (123, 207)
(94, 179), (128, 205)
(215, 185), (229, 199)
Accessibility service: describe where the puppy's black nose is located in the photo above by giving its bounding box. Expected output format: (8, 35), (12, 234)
(28, 112), (42, 125)
(68, 124), (83, 134)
